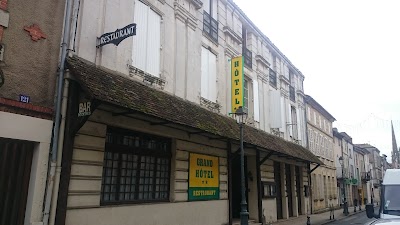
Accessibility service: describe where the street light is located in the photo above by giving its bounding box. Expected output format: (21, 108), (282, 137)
(232, 106), (249, 225)
(339, 156), (349, 216)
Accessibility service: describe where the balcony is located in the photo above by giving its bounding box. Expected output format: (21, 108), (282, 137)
(361, 172), (371, 183)
(289, 86), (295, 102)
(243, 46), (252, 69)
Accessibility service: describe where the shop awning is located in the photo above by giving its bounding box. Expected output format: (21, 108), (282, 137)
(67, 56), (322, 165)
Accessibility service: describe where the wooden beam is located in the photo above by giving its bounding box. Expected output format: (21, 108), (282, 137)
(310, 164), (320, 174)
(112, 110), (136, 116)
(259, 151), (274, 165)
(256, 149), (263, 222)
(55, 80), (82, 225)
(150, 121), (170, 126)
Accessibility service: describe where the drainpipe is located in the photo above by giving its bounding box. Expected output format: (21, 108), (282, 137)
(303, 105), (312, 214)
(43, 0), (73, 224)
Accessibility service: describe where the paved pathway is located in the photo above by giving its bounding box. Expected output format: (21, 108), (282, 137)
(271, 206), (371, 225)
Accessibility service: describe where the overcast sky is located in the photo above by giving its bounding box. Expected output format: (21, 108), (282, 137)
(233, 0), (400, 162)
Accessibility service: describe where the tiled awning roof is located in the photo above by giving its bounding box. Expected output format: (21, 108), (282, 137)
(67, 56), (322, 165)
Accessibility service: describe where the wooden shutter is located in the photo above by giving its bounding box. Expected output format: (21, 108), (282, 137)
(146, 9), (161, 77)
(0, 138), (34, 225)
(253, 79), (260, 122)
(133, 0), (149, 72)
(269, 89), (282, 128)
(208, 50), (217, 102)
(201, 47), (209, 100)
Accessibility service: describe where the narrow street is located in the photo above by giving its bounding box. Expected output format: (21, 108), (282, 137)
(329, 209), (378, 225)
(330, 212), (374, 225)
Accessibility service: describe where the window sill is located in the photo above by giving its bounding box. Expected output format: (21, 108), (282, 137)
(223, 26), (242, 44)
(202, 30), (219, 47)
(100, 199), (171, 207)
(262, 196), (276, 199)
(200, 97), (221, 113)
(128, 65), (166, 89)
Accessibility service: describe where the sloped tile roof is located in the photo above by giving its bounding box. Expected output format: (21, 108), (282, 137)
(67, 56), (322, 165)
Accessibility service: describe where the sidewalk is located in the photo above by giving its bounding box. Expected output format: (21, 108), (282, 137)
(271, 206), (367, 225)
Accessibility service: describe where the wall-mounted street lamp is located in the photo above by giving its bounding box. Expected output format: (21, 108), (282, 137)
(232, 106), (249, 225)
(339, 156), (349, 216)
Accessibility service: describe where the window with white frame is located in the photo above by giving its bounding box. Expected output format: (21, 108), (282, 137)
(132, 0), (161, 77)
(201, 47), (217, 102)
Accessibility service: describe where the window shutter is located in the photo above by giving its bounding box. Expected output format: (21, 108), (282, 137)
(211, 0), (217, 19)
(133, 1), (149, 72)
(296, 107), (301, 140)
(269, 89), (282, 128)
(208, 50), (217, 102)
(203, 0), (210, 14)
(253, 79), (260, 122)
(146, 9), (161, 77)
(288, 104), (292, 137)
(201, 47), (209, 99)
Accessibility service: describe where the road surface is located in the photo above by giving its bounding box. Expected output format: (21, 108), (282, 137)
(330, 210), (377, 225)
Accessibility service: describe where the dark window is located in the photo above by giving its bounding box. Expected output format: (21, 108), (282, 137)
(262, 182), (277, 198)
(101, 127), (171, 205)
(289, 85), (295, 102)
(203, 11), (218, 43)
(242, 27), (252, 69)
(243, 47), (252, 69)
(269, 70), (277, 87)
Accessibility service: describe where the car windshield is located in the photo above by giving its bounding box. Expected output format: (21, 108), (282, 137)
(384, 185), (400, 215)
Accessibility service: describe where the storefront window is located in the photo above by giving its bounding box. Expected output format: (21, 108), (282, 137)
(101, 127), (171, 204)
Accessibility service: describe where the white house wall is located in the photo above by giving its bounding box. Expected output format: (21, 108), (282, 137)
(73, 0), (307, 146)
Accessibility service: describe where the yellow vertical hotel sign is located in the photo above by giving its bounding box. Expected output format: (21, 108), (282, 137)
(231, 56), (244, 112)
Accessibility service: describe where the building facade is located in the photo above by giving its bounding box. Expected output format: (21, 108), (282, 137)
(353, 145), (371, 207)
(355, 144), (382, 205)
(333, 129), (357, 207)
(391, 121), (400, 169)
(305, 95), (336, 212)
(47, 0), (322, 225)
(0, 0), (65, 224)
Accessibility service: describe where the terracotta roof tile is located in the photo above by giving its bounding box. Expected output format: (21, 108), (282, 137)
(67, 56), (322, 165)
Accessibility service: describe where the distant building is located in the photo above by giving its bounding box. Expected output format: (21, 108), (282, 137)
(391, 121), (400, 169)
(354, 144), (382, 205)
(305, 95), (336, 212)
(353, 145), (371, 206)
(333, 129), (357, 207)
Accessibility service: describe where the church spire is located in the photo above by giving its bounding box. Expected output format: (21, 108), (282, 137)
(392, 121), (399, 168)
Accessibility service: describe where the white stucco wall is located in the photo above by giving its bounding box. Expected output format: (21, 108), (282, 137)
(66, 200), (228, 225)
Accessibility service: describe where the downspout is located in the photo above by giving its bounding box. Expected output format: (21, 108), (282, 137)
(43, 0), (73, 223)
(303, 104), (312, 214)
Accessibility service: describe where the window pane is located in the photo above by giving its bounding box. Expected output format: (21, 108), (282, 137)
(101, 128), (171, 204)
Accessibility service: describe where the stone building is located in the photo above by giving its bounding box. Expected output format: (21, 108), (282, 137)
(353, 145), (371, 207)
(333, 129), (355, 207)
(48, 0), (322, 224)
(352, 143), (382, 205)
(304, 95), (336, 213)
(0, 0), (65, 224)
